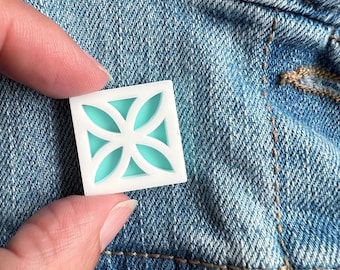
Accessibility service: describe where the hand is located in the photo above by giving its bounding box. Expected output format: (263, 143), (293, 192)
(0, 196), (137, 269)
(0, 0), (110, 98)
(0, 1), (137, 269)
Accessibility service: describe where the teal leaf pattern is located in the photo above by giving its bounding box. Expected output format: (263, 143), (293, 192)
(95, 147), (123, 183)
(147, 120), (168, 145)
(136, 144), (173, 171)
(123, 158), (146, 177)
(134, 93), (161, 130)
(83, 105), (120, 133)
(87, 131), (109, 157)
(83, 91), (175, 184)
(109, 98), (136, 120)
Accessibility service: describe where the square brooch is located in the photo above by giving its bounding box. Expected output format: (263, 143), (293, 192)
(70, 80), (187, 195)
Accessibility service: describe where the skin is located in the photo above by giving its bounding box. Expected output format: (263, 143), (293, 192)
(0, 0), (134, 268)
(0, 0), (109, 98)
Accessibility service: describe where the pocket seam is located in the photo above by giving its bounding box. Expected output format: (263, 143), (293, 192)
(101, 250), (289, 270)
(261, 15), (292, 269)
(330, 35), (340, 43)
(279, 66), (340, 103)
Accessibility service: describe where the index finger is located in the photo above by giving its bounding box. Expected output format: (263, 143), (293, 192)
(0, 0), (110, 98)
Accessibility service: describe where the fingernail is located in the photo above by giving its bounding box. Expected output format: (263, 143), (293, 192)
(97, 64), (113, 82)
(100, 199), (137, 251)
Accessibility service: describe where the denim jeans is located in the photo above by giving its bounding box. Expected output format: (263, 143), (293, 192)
(0, 0), (339, 269)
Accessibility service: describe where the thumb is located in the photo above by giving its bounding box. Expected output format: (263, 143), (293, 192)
(0, 194), (137, 269)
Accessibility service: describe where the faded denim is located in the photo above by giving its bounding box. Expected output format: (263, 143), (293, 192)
(0, 0), (339, 269)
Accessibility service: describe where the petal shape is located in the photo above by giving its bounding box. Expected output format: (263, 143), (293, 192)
(87, 131), (109, 158)
(109, 98), (136, 120)
(123, 158), (146, 177)
(134, 93), (161, 130)
(95, 147), (123, 183)
(147, 120), (168, 145)
(83, 105), (120, 133)
(136, 144), (173, 171)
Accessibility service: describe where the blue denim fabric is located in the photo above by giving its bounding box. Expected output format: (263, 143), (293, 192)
(0, 0), (339, 269)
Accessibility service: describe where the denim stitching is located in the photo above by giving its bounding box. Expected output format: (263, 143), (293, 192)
(138, 200), (146, 264)
(261, 16), (291, 268)
(330, 35), (340, 42)
(102, 251), (289, 270)
(279, 66), (340, 103)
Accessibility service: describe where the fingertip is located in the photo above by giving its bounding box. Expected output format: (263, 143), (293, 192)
(97, 63), (114, 82)
(100, 199), (137, 251)
(42, 51), (111, 98)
